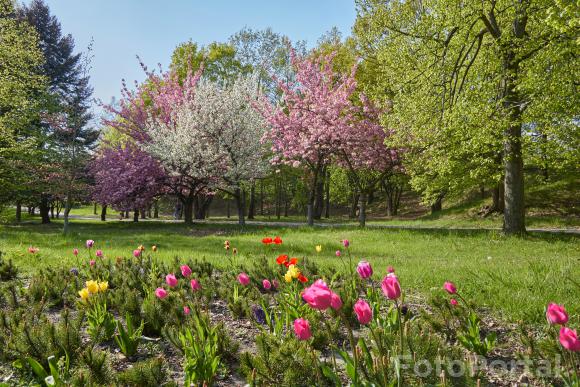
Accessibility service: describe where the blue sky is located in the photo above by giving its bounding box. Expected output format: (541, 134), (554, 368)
(38, 0), (357, 116)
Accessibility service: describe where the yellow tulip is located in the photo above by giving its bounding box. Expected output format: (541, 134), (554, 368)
(86, 280), (99, 294)
(315, 245), (322, 253)
(284, 272), (293, 283)
(138, 245), (145, 251)
(152, 245), (157, 252)
(287, 264), (300, 279)
(98, 281), (108, 292)
(78, 288), (89, 300)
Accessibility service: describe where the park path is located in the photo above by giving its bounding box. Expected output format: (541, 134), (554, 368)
(64, 214), (580, 235)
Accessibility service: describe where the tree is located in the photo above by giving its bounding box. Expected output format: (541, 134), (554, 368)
(354, 0), (579, 234)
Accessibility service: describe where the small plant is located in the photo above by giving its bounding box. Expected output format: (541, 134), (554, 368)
(18, 354), (71, 386)
(117, 357), (169, 386)
(0, 251), (18, 281)
(457, 311), (497, 356)
(114, 312), (144, 357)
(86, 300), (116, 343)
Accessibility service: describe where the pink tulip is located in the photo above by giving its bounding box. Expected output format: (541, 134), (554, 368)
(155, 288), (167, 299)
(293, 318), (312, 340)
(546, 303), (568, 325)
(190, 279), (201, 291)
(302, 280), (332, 310)
(381, 275), (401, 300)
(86, 240), (94, 248)
(330, 292), (342, 310)
(237, 272), (250, 286)
(450, 298), (458, 306)
(73, 248), (79, 256)
(354, 299), (372, 325)
(183, 306), (191, 315)
(272, 279), (279, 289)
(342, 239), (350, 248)
(559, 327), (580, 352)
(335, 250), (341, 257)
(387, 266), (395, 273)
(95, 250), (103, 258)
(443, 281), (457, 295)
(262, 279), (272, 290)
(133, 249), (141, 258)
(89, 259), (96, 267)
(180, 265), (192, 277)
(356, 261), (373, 279)
(165, 273), (178, 287)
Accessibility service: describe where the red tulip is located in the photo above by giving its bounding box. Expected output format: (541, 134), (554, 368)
(354, 299), (373, 325)
(190, 279), (201, 291)
(238, 272), (250, 286)
(294, 318), (311, 340)
(381, 275), (401, 300)
(546, 303), (568, 325)
(356, 261), (373, 279)
(180, 264), (192, 278)
(273, 236), (283, 245)
(330, 292), (342, 310)
(166, 273), (178, 287)
(559, 327), (580, 352)
(155, 288), (167, 299)
(262, 279), (272, 290)
(302, 280), (332, 310)
(443, 281), (457, 295)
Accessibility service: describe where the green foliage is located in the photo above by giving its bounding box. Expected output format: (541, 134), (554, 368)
(0, 251), (18, 281)
(457, 312), (497, 356)
(75, 347), (114, 386)
(114, 312), (144, 357)
(116, 357), (169, 387)
(86, 300), (116, 343)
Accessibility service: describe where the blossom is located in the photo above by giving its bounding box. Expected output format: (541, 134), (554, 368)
(152, 245), (157, 252)
(95, 250), (103, 258)
(302, 280), (332, 310)
(297, 273), (308, 283)
(183, 306), (191, 315)
(315, 245), (322, 253)
(166, 273), (178, 287)
(356, 261), (373, 279)
(335, 250), (341, 257)
(273, 236), (283, 245)
(180, 265), (192, 277)
(133, 249), (141, 258)
(28, 246), (39, 254)
(546, 303), (568, 325)
(286, 264), (300, 280)
(559, 327), (580, 352)
(272, 279), (279, 289)
(78, 288), (89, 300)
(238, 272), (250, 286)
(138, 245), (145, 251)
(190, 279), (201, 291)
(342, 239), (350, 248)
(354, 299), (372, 325)
(252, 305), (267, 325)
(450, 299), (458, 306)
(262, 237), (273, 244)
(381, 275), (401, 300)
(86, 280), (99, 294)
(293, 318), (312, 340)
(443, 281), (457, 295)
(73, 248), (79, 256)
(89, 260), (96, 267)
(86, 240), (94, 248)
(262, 279), (272, 290)
(330, 292), (343, 310)
(69, 268), (79, 276)
(98, 281), (108, 292)
(155, 287), (167, 299)
(276, 254), (289, 265)
(387, 266), (395, 273)
(233, 248), (238, 255)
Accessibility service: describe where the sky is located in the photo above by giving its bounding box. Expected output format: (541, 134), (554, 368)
(37, 0), (357, 118)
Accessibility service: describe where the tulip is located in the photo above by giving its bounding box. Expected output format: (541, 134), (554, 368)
(356, 261), (373, 279)
(335, 250), (341, 257)
(450, 298), (458, 306)
(443, 281), (457, 295)
(252, 305), (266, 325)
(138, 245), (145, 251)
(180, 265), (192, 278)
(272, 279), (279, 289)
(297, 274), (308, 283)
(89, 259), (96, 267)
(166, 273), (178, 287)
(354, 299), (373, 325)
(302, 280), (332, 310)
(155, 287), (167, 299)
(342, 239), (350, 248)
(183, 306), (191, 315)
(133, 249), (141, 258)
(262, 279), (271, 290)
(98, 281), (108, 292)
(315, 245), (322, 253)
(559, 327), (580, 352)
(273, 236), (283, 245)
(387, 266), (395, 273)
(95, 250), (103, 258)
(330, 292), (342, 310)
(86, 280), (99, 294)
(262, 237), (273, 244)
(28, 247), (38, 254)
(86, 240), (94, 248)
(381, 275), (401, 300)
(69, 268), (79, 276)
(238, 272), (250, 286)
(190, 279), (201, 291)
(293, 318), (312, 340)
(78, 288), (89, 300)
(73, 248), (79, 256)
(232, 248), (238, 255)
(276, 255), (289, 265)
(546, 303), (568, 325)
(152, 245), (157, 252)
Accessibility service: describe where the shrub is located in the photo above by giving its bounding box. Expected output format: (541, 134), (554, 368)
(117, 357), (170, 386)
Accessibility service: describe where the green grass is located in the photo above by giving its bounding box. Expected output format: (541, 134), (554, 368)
(1, 218), (578, 324)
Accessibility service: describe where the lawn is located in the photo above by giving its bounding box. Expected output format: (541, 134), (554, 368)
(1, 218), (578, 324)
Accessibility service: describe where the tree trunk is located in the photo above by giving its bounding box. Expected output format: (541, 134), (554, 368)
(248, 181), (256, 220)
(147, 205), (152, 218)
(93, 202), (97, 215)
(313, 171), (324, 220)
(62, 195), (72, 234)
(133, 209), (139, 222)
(183, 197), (193, 224)
(140, 208), (146, 219)
(431, 195), (442, 214)
(40, 193), (51, 224)
(260, 180), (264, 216)
(324, 168), (330, 218)
(349, 193), (359, 219)
(15, 202), (21, 223)
(226, 200), (231, 218)
(235, 188), (246, 226)
(50, 205), (54, 219)
(491, 181), (505, 213)
(359, 192), (367, 227)
(154, 200), (159, 218)
(101, 205), (107, 221)
(125, 210), (129, 218)
(193, 195), (212, 219)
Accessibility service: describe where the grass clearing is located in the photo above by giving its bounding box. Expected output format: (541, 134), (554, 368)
(1, 219), (578, 324)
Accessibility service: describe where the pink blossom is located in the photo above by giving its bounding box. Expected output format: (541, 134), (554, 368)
(302, 280), (332, 310)
(133, 249), (141, 258)
(381, 275), (401, 300)
(190, 279), (201, 291)
(293, 318), (312, 340)
(559, 327), (580, 352)
(330, 292), (342, 310)
(356, 261), (373, 279)
(86, 240), (94, 248)
(73, 248), (79, 256)
(354, 299), (372, 325)
(546, 303), (568, 325)
(443, 281), (457, 295)
(95, 250), (103, 258)
(237, 273), (250, 286)
(262, 279), (272, 290)
(155, 288), (167, 299)
(165, 273), (178, 287)
(387, 266), (395, 273)
(180, 265), (192, 278)
(89, 260), (96, 267)
(450, 299), (458, 306)
(183, 306), (191, 315)
(335, 250), (341, 257)
(272, 279), (279, 289)
(342, 239), (350, 248)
